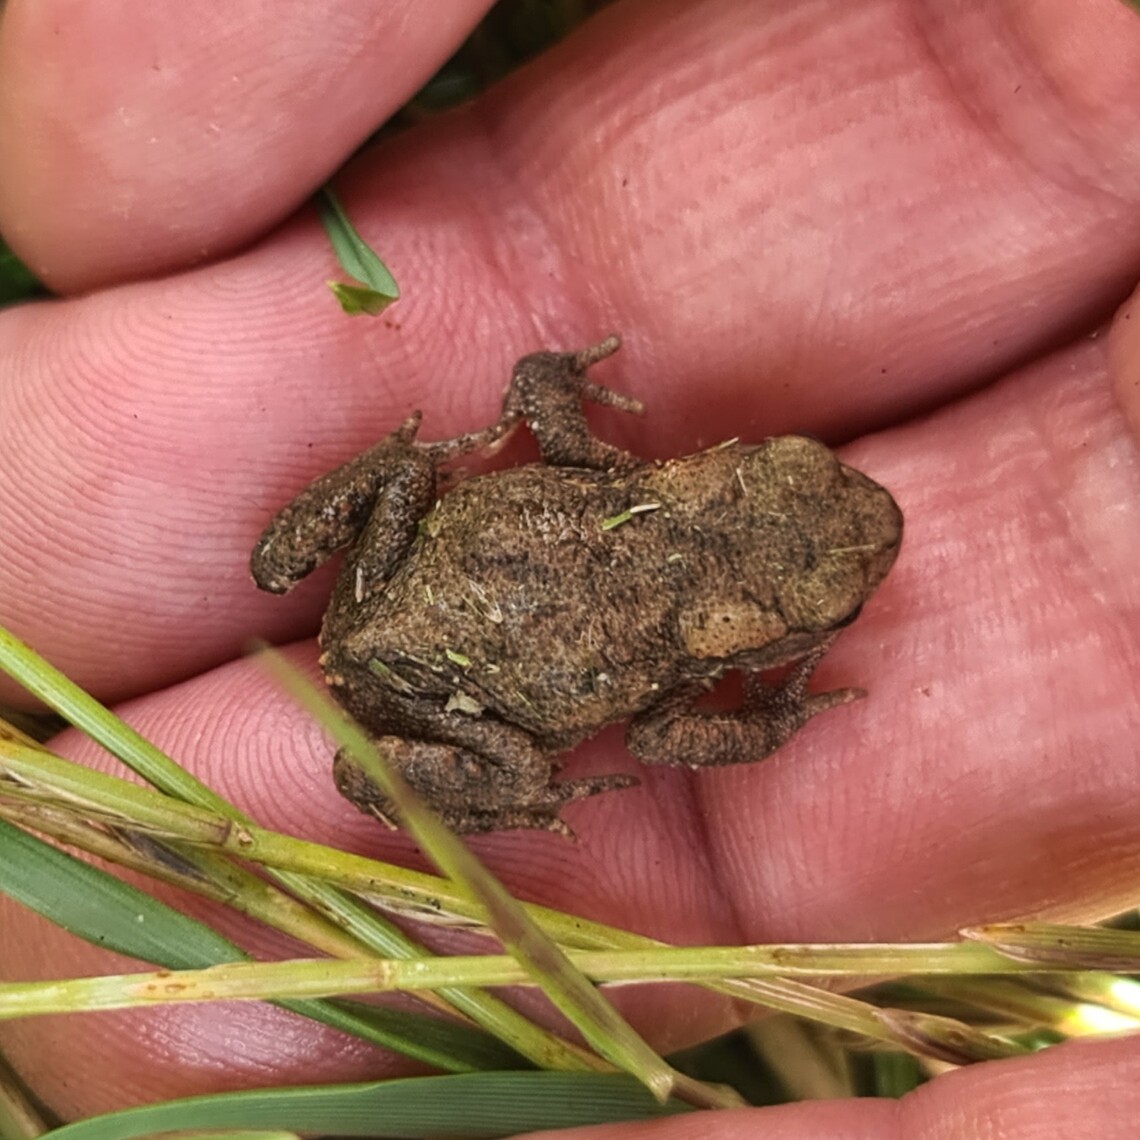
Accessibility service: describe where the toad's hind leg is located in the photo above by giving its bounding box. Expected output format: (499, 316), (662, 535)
(626, 635), (865, 768)
(332, 715), (637, 835)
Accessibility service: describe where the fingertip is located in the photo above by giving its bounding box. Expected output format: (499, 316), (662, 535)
(0, 0), (491, 291)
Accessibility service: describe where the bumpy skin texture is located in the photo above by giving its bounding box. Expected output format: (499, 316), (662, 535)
(251, 338), (903, 833)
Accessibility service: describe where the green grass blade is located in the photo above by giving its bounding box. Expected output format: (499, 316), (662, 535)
(0, 733), (420, 966)
(0, 627), (240, 813)
(0, 629), (606, 1072)
(279, 998), (525, 1072)
(0, 237), (43, 305)
(0, 817), (241, 968)
(43, 1072), (687, 1140)
(153, 1134), (298, 1140)
(315, 187), (399, 315)
(0, 818), (520, 1072)
(872, 1050), (923, 1098)
(0, 728), (1034, 1066)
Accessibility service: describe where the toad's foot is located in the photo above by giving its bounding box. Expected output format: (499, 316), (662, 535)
(333, 736), (638, 835)
(626, 635), (864, 768)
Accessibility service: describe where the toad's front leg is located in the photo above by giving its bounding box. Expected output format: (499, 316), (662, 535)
(626, 636), (865, 768)
(332, 715), (637, 835)
(423, 336), (644, 473)
(250, 415), (434, 596)
(493, 335), (644, 471)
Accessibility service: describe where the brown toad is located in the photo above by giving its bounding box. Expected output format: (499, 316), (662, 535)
(251, 337), (902, 834)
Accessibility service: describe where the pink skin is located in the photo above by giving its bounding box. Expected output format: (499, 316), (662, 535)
(3, 0), (1140, 1130)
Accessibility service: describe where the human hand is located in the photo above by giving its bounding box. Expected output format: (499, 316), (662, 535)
(3, 0), (1140, 1132)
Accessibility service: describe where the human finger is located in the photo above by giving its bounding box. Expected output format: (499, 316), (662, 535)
(0, 0), (494, 291)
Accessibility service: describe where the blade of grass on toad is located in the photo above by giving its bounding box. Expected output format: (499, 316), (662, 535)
(0, 627), (603, 1074)
(316, 187), (399, 315)
(0, 817), (521, 1073)
(260, 649), (742, 1111)
(41, 1071), (687, 1140)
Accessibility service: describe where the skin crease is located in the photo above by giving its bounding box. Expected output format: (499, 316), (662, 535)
(1, 0), (1140, 1130)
